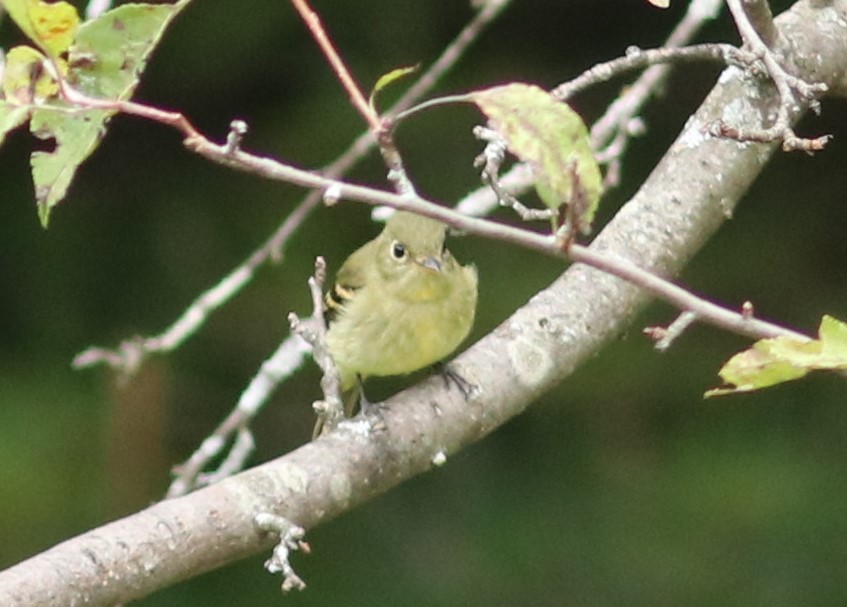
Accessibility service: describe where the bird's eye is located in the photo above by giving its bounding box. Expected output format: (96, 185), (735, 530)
(391, 241), (407, 260)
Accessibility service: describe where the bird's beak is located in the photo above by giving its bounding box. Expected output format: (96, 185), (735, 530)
(418, 256), (442, 272)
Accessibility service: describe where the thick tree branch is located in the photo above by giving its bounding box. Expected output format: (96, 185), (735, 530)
(2, 1), (846, 605)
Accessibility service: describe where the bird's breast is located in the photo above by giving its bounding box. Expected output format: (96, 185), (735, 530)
(325, 275), (476, 383)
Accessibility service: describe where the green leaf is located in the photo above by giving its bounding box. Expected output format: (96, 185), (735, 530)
(1, 45), (62, 103)
(0, 102), (33, 147)
(1, 0), (80, 57)
(819, 314), (847, 359)
(470, 83), (602, 233)
(368, 64), (419, 114)
(30, 105), (111, 226)
(705, 315), (847, 397)
(25, 1), (189, 226)
(69, 2), (188, 100)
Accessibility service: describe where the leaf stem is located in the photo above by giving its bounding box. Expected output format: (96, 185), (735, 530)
(392, 93), (476, 124)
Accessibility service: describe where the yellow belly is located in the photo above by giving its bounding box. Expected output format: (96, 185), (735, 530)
(325, 268), (476, 390)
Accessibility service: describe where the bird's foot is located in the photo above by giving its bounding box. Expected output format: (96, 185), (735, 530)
(436, 362), (474, 400)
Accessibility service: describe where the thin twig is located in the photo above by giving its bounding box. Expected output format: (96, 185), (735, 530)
(197, 427), (255, 487)
(374, 0), (515, 195)
(377, 123), (418, 196)
(392, 0), (511, 115)
(472, 125), (554, 222)
(289, 0), (380, 132)
(738, 0), (778, 47)
(254, 513), (308, 592)
(552, 43), (753, 101)
(73, 181), (308, 376)
(165, 333), (313, 498)
(589, 0), (724, 153)
(288, 257), (343, 439)
(719, 0), (830, 151)
(644, 310), (697, 351)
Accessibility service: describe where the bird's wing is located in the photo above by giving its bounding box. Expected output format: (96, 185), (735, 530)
(325, 239), (374, 317)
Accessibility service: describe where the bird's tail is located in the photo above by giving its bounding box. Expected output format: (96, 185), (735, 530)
(311, 384), (362, 439)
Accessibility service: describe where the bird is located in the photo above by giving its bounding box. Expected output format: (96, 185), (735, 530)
(314, 210), (478, 436)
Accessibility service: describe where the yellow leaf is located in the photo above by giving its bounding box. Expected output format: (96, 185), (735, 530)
(368, 64), (419, 114)
(1, 45), (62, 103)
(706, 315), (847, 397)
(2, 0), (80, 57)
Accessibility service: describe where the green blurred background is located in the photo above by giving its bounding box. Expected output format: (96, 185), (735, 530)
(2, 0), (847, 604)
